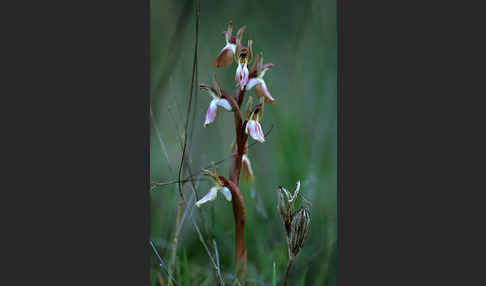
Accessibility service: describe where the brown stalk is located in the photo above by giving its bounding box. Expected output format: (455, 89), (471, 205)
(219, 176), (247, 284)
(282, 256), (294, 286)
(225, 87), (249, 284)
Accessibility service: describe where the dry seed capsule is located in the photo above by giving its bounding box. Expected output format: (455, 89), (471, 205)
(289, 207), (311, 258)
(278, 187), (292, 234)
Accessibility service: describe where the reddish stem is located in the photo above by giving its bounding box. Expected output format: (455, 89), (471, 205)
(219, 176), (247, 282)
(220, 88), (248, 284)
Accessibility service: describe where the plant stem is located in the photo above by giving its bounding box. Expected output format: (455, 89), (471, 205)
(215, 87), (249, 285)
(282, 256), (295, 286)
(219, 176), (247, 284)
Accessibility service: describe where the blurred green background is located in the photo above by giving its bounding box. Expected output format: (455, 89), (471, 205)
(150, 0), (337, 285)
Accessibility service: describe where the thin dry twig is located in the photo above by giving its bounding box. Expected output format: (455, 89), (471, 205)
(178, 0), (200, 199)
(172, 0), (201, 275)
(152, 86), (212, 286)
(151, 108), (174, 174)
(151, 178), (208, 188)
(150, 240), (179, 286)
(167, 102), (200, 201)
(190, 212), (225, 285)
(213, 239), (223, 285)
(151, 123), (275, 193)
(175, 191), (195, 238)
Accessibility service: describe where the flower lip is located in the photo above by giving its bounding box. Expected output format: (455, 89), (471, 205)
(200, 74), (233, 127)
(195, 186), (219, 208)
(219, 187), (232, 202)
(195, 185), (232, 208)
(204, 100), (219, 127)
(245, 120), (265, 143)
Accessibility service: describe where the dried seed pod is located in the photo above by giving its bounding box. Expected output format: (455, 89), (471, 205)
(278, 187), (292, 234)
(289, 207), (311, 258)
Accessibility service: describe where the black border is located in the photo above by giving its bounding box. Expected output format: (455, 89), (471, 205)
(10, 0), (480, 284)
(337, 0), (343, 282)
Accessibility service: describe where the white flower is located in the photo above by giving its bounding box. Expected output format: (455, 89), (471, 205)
(245, 120), (265, 142)
(204, 97), (232, 127)
(213, 21), (237, 67)
(235, 40), (252, 91)
(247, 54), (274, 103)
(200, 83), (232, 128)
(246, 77), (274, 103)
(195, 186), (232, 208)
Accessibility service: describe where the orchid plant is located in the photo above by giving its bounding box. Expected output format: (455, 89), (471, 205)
(194, 20), (275, 284)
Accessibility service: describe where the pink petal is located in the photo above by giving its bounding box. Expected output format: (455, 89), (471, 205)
(245, 120), (253, 135)
(247, 120), (265, 143)
(235, 65), (241, 84)
(204, 100), (218, 127)
(235, 63), (249, 90)
(241, 64), (249, 90)
(255, 121), (266, 142)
